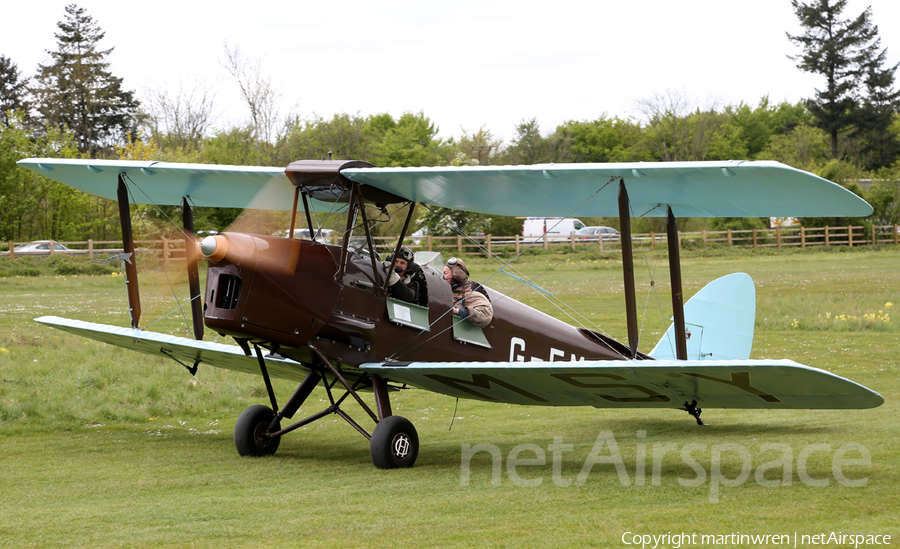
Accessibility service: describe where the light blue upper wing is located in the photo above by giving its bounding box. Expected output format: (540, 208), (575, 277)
(16, 158), (338, 211)
(342, 161), (873, 218)
(20, 158), (871, 218)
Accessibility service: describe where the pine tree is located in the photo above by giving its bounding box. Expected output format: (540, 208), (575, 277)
(857, 52), (900, 169)
(32, 4), (140, 156)
(0, 55), (31, 127)
(787, 0), (885, 160)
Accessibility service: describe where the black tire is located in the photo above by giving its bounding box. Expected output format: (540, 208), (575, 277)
(370, 415), (419, 469)
(234, 404), (281, 457)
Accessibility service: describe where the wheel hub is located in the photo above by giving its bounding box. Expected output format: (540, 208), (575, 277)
(391, 433), (411, 459)
(253, 421), (273, 448)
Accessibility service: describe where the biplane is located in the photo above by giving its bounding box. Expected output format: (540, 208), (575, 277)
(16, 157), (884, 468)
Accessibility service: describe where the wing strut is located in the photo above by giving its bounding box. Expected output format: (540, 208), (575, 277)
(288, 186), (301, 240)
(181, 198), (204, 341)
(618, 179), (639, 357)
(116, 174), (141, 328)
(338, 182), (358, 282)
(384, 201), (416, 295)
(666, 206), (687, 360)
(355, 182), (384, 290)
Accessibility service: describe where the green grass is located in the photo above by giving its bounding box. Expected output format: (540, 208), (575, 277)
(1, 247), (898, 548)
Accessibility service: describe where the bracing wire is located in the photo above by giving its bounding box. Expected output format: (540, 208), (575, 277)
(121, 175), (197, 337)
(387, 180), (633, 360)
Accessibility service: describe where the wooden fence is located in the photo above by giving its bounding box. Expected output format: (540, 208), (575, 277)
(2, 225), (898, 260)
(1, 239), (189, 261)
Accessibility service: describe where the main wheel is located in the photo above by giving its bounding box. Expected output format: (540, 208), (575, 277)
(370, 415), (419, 469)
(234, 404), (281, 457)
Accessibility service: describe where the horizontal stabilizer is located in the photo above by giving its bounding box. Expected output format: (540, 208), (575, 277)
(361, 360), (883, 410)
(650, 273), (755, 361)
(35, 316), (312, 382)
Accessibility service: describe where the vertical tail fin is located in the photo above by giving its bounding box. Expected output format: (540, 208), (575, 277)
(649, 273), (756, 361)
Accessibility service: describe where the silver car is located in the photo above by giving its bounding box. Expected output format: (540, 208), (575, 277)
(574, 226), (620, 241)
(13, 241), (71, 255)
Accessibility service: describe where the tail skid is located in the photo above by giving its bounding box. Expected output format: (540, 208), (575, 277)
(649, 273), (756, 361)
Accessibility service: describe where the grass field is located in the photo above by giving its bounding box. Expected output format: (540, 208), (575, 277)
(1, 246), (898, 548)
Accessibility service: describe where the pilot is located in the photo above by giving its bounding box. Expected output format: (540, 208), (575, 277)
(443, 257), (493, 327)
(387, 246), (428, 306)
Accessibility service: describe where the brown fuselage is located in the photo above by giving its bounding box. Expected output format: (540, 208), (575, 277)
(203, 233), (636, 374)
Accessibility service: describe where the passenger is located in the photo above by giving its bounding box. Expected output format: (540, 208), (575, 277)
(443, 257), (493, 327)
(387, 246), (428, 306)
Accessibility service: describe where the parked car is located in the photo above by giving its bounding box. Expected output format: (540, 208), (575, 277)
(13, 241), (72, 255)
(574, 226), (620, 241)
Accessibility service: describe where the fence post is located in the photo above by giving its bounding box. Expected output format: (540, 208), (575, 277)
(848, 225), (853, 248)
(570, 233), (575, 251)
(88, 239), (94, 260)
(650, 232), (655, 251)
(872, 226), (877, 245)
(777, 227), (782, 250)
(8, 241), (14, 260)
(543, 232), (548, 251)
(702, 230), (707, 247)
(727, 229), (733, 246)
(457, 235), (463, 255)
(825, 226), (830, 245)
(894, 225), (898, 245)
(801, 226), (806, 248)
(515, 234), (520, 255)
(486, 234), (492, 257)
(599, 236), (604, 253)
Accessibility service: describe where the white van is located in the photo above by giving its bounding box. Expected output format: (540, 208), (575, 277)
(521, 217), (586, 241)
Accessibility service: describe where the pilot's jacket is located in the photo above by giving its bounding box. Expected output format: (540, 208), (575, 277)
(387, 262), (428, 306)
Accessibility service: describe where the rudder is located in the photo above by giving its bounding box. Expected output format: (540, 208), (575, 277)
(649, 273), (755, 361)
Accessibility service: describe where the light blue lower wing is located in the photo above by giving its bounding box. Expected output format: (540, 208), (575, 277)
(361, 360), (883, 410)
(35, 316), (311, 382)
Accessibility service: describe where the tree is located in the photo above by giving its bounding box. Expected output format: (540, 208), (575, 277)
(504, 118), (550, 164)
(635, 89), (727, 161)
(276, 113), (372, 164)
(32, 4), (140, 156)
(0, 113), (82, 241)
(856, 59), (900, 169)
(553, 116), (650, 163)
(758, 124), (831, 171)
(455, 125), (502, 166)
(142, 80), (217, 154)
(787, 0), (887, 160)
(0, 55), (31, 128)
(221, 42), (282, 165)
(370, 111), (448, 167)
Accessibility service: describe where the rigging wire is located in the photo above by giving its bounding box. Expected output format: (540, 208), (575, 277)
(120, 175), (197, 337)
(387, 179), (631, 360)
